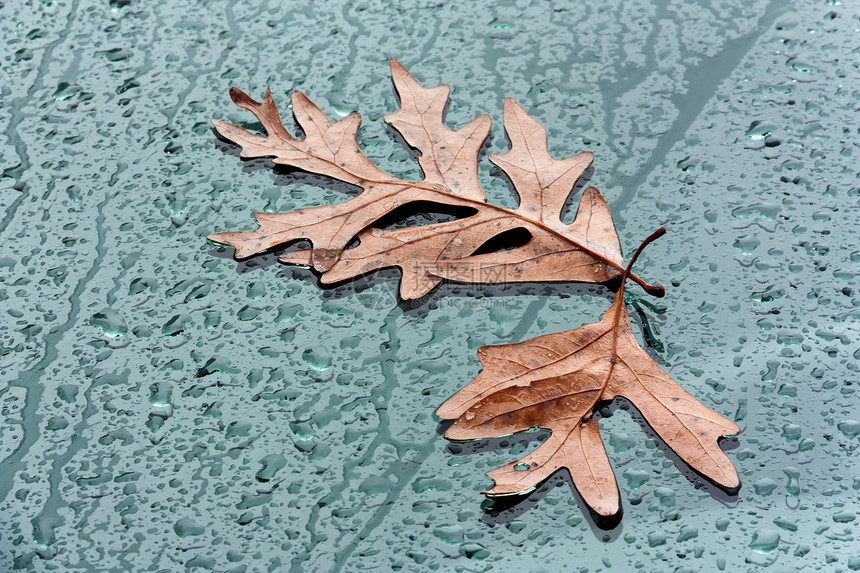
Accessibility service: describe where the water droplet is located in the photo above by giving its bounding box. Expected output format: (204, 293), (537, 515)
(255, 454), (287, 482)
(733, 235), (760, 255)
(89, 308), (128, 337)
(837, 419), (860, 439)
(173, 517), (205, 538)
(749, 529), (780, 554)
(302, 347), (332, 370)
(753, 478), (778, 496)
(622, 469), (650, 489)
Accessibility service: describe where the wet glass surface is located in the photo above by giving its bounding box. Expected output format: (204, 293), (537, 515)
(1, 0), (859, 571)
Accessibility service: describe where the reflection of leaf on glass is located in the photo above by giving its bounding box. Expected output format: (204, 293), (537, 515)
(437, 229), (740, 516)
(208, 59), (663, 299)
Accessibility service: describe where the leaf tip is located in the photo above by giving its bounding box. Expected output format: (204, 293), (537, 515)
(502, 97), (521, 113)
(442, 419), (478, 441)
(436, 400), (457, 422)
(389, 57), (416, 86)
(714, 463), (741, 492)
(645, 284), (667, 298)
(207, 231), (263, 260)
(206, 232), (242, 257)
(580, 185), (601, 199)
(291, 90), (309, 105)
(482, 484), (536, 497)
(474, 113), (493, 132)
(591, 498), (621, 518)
(278, 249), (313, 268)
(228, 86), (255, 107)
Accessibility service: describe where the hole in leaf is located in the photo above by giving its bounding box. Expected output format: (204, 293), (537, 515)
(372, 201), (477, 230)
(470, 227), (532, 256)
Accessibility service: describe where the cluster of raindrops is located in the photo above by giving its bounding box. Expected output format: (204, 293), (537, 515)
(0, 0), (857, 571)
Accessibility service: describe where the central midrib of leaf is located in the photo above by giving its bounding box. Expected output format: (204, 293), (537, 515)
(260, 140), (651, 286)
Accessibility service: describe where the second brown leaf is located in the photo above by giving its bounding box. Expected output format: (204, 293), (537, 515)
(437, 229), (740, 517)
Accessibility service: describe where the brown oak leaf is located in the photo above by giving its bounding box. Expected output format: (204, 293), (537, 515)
(436, 228), (740, 517)
(209, 59), (663, 299)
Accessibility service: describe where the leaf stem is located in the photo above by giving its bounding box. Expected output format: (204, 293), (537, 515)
(618, 227), (667, 301)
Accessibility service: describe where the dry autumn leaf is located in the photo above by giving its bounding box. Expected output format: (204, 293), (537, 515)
(208, 59), (664, 299)
(208, 59), (738, 522)
(436, 228), (740, 517)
